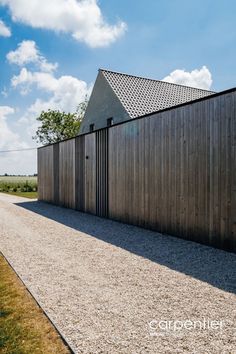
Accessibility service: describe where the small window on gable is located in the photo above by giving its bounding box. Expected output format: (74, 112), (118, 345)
(90, 124), (94, 132)
(107, 117), (113, 127)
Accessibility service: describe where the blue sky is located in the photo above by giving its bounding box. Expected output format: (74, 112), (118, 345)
(0, 0), (235, 174)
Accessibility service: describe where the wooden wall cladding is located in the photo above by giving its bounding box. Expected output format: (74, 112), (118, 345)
(84, 133), (96, 214)
(53, 143), (59, 205)
(38, 144), (54, 202)
(75, 135), (85, 211)
(96, 129), (109, 217)
(38, 90), (236, 252)
(59, 139), (75, 209)
(108, 91), (236, 252)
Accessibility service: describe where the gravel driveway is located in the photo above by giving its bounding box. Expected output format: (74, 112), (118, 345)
(0, 193), (235, 354)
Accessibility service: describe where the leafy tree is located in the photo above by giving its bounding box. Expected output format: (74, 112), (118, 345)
(33, 98), (88, 145)
(76, 95), (89, 120)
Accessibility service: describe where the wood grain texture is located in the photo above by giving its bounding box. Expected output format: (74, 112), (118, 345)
(38, 91), (236, 252)
(108, 91), (236, 252)
(53, 143), (59, 205)
(38, 145), (54, 202)
(96, 129), (109, 217)
(75, 135), (85, 211)
(84, 133), (96, 214)
(59, 139), (75, 208)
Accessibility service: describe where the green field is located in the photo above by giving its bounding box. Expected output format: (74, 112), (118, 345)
(0, 176), (38, 199)
(0, 176), (37, 183)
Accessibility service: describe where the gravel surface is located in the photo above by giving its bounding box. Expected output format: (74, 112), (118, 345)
(0, 193), (235, 354)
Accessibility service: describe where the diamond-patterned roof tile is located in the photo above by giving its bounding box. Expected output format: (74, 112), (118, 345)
(101, 69), (215, 118)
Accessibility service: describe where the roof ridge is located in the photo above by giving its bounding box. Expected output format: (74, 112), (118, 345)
(99, 68), (216, 93)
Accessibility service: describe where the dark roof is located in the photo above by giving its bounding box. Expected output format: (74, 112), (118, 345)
(100, 69), (215, 118)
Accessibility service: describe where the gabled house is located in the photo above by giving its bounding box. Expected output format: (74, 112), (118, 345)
(38, 68), (236, 253)
(80, 69), (215, 134)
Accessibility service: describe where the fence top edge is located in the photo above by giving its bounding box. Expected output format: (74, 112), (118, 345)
(38, 86), (236, 150)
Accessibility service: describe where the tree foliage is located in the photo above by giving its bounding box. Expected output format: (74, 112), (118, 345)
(33, 98), (88, 145)
(76, 95), (89, 120)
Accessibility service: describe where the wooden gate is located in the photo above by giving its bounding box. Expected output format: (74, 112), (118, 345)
(84, 133), (96, 214)
(96, 129), (109, 217)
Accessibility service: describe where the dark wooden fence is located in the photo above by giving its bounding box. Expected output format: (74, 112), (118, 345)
(38, 89), (236, 252)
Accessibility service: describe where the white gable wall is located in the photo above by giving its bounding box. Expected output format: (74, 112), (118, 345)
(79, 71), (130, 134)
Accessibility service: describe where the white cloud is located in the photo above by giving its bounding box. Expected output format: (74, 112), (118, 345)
(0, 106), (17, 148)
(0, 106), (37, 175)
(19, 72), (92, 140)
(3, 39), (93, 174)
(30, 75), (91, 113)
(9, 39), (92, 149)
(12, 69), (92, 172)
(12, 67), (92, 112)
(11, 68), (58, 94)
(0, 0), (127, 47)
(0, 19), (11, 36)
(7, 40), (58, 72)
(0, 106), (27, 150)
(12, 67), (92, 144)
(1, 86), (8, 97)
(162, 66), (213, 90)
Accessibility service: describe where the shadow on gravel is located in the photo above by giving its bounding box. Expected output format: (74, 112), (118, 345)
(16, 200), (236, 294)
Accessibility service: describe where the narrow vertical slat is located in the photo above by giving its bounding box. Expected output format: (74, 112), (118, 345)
(96, 129), (109, 217)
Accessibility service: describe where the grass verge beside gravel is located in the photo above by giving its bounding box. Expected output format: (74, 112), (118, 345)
(0, 191), (38, 199)
(0, 254), (70, 354)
